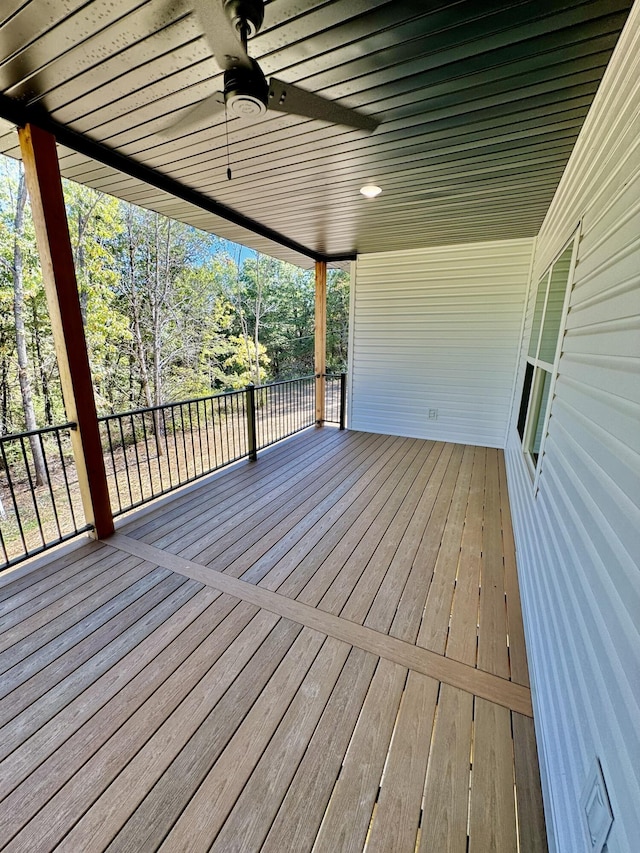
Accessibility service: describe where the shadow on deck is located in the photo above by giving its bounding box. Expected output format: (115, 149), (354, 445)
(0, 427), (547, 852)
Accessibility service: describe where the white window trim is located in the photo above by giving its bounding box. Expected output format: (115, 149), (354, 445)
(520, 227), (581, 495)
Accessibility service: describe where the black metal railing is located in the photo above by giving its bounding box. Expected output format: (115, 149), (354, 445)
(1, 373), (347, 570)
(253, 375), (316, 453)
(324, 373), (346, 429)
(99, 375), (320, 517)
(0, 423), (91, 569)
(99, 389), (249, 517)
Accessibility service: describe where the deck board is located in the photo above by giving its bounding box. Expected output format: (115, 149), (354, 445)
(0, 428), (546, 852)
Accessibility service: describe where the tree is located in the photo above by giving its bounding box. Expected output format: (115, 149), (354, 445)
(326, 268), (350, 373)
(3, 164), (46, 483)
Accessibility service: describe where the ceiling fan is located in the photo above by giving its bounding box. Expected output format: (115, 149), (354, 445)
(167, 0), (380, 134)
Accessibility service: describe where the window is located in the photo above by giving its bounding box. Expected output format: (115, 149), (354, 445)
(519, 235), (577, 480)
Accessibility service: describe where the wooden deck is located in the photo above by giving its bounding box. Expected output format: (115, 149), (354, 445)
(0, 428), (547, 852)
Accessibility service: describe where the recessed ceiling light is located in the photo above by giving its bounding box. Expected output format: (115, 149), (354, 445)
(360, 184), (382, 198)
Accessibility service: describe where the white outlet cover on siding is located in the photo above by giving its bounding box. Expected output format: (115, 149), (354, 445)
(580, 758), (614, 852)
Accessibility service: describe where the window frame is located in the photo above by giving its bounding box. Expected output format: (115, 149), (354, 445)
(519, 230), (580, 493)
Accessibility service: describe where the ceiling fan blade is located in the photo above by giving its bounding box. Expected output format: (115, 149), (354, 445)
(191, 0), (252, 71)
(268, 78), (379, 133)
(158, 90), (226, 135)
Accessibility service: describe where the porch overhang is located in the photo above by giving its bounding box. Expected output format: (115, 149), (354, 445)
(0, 1), (634, 266)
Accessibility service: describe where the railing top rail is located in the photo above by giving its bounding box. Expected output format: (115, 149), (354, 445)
(97, 388), (245, 421)
(98, 376), (317, 423)
(255, 375), (315, 389)
(0, 421), (77, 443)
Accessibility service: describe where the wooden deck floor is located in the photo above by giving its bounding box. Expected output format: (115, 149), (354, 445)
(0, 428), (547, 852)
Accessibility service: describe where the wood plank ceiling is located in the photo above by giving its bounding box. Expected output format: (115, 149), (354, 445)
(0, 0), (633, 267)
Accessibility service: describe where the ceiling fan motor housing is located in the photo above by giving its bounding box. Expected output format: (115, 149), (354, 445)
(224, 61), (269, 118)
(224, 0), (264, 37)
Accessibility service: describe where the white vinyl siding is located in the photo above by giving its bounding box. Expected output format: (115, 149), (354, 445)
(349, 238), (534, 447)
(506, 7), (640, 853)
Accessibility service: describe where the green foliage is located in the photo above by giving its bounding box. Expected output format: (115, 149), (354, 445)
(327, 269), (350, 373)
(0, 154), (350, 431)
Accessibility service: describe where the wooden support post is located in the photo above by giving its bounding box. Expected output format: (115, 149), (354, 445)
(314, 260), (327, 425)
(19, 124), (114, 539)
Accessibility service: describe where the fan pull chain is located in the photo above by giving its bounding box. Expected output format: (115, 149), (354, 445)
(224, 104), (232, 180)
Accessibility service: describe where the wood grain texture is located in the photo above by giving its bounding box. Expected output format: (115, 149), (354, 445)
(366, 670), (439, 853)
(444, 444), (483, 665)
(109, 533), (533, 716)
(498, 452), (530, 686)
(209, 636), (351, 852)
(156, 626), (326, 852)
(56, 609), (287, 853)
(389, 442), (462, 643)
(0, 584), (221, 794)
(477, 448), (510, 678)
(260, 647), (379, 852)
(420, 684), (474, 853)
(513, 712), (549, 853)
(312, 658), (407, 853)
(416, 444), (474, 655)
(469, 698), (518, 853)
(3, 601), (272, 851)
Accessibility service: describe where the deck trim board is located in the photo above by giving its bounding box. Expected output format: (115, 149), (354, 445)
(512, 712), (549, 853)
(499, 453), (530, 687)
(108, 534), (533, 716)
(477, 447), (511, 679)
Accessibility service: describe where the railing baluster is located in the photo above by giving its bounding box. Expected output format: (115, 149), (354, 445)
(39, 437), (61, 540)
(1, 440), (28, 556)
(140, 412), (154, 498)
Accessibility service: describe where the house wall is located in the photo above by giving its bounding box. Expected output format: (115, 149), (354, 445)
(348, 238), (534, 447)
(505, 5), (640, 852)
